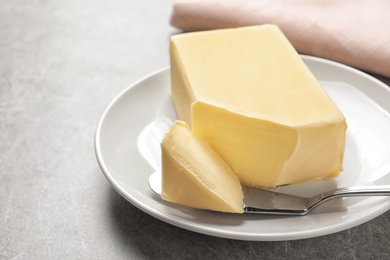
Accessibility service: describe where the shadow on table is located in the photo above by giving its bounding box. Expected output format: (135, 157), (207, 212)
(108, 186), (275, 259)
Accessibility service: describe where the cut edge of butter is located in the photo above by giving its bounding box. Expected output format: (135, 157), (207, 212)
(161, 120), (244, 214)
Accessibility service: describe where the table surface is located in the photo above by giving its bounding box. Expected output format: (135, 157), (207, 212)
(1, 1), (390, 259)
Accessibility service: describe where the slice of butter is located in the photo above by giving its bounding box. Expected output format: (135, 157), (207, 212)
(161, 120), (244, 213)
(170, 24), (347, 188)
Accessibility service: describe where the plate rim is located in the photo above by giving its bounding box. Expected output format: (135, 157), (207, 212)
(95, 55), (390, 241)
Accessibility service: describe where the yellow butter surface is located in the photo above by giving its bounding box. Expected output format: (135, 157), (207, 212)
(170, 25), (347, 187)
(161, 121), (244, 213)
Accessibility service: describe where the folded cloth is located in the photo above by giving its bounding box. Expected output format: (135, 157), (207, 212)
(171, 0), (390, 78)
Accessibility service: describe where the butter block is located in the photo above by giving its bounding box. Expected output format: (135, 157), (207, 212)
(161, 121), (244, 213)
(170, 25), (347, 188)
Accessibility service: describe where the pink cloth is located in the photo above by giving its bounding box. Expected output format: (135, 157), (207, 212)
(170, 0), (390, 77)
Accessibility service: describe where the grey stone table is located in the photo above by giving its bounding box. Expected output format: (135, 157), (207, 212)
(1, 1), (389, 259)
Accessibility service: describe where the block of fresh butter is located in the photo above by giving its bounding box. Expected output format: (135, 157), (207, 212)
(169, 24), (347, 188)
(161, 120), (244, 213)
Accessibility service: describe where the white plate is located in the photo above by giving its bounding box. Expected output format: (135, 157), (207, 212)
(95, 56), (390, 241)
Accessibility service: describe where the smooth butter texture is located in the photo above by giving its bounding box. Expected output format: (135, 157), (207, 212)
(170, 25), (347, 187)
(161, 121), (244, 213)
